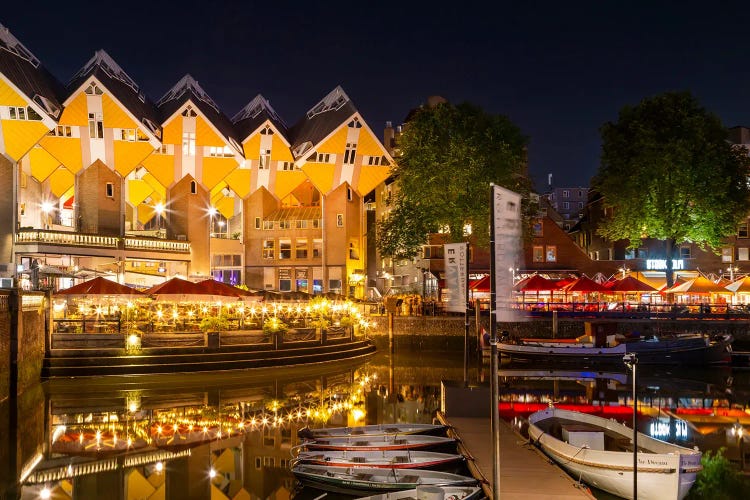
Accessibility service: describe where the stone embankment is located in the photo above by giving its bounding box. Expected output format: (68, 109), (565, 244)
(366, 314), (750, 350)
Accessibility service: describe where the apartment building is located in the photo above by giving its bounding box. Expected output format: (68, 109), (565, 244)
(0, 24), (393, 297)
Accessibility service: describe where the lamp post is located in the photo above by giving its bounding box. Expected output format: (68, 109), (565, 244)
(154, 202), (164, 237)
(208, 207), (217, 280)
(623, 352), (638, 499)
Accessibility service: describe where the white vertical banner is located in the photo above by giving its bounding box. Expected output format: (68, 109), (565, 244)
(493, 185), (522, 322)
(444, 242), (467, 313)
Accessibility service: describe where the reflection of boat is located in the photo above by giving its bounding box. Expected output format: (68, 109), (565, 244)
(528, 406), (702, 500)
(355, 485), (483, 500)
(299, 423), (447, 438)
(499, 333), (732, 365)
(292, 450), (464, 469)
(291, 464), (477, 495)
(301, 434), (456, 452)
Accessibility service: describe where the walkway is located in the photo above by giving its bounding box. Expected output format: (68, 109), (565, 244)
(437, 414), (595, 499)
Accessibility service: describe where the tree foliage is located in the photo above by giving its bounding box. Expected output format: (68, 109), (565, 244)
(594, 91), (750, 286)
(376, 102), (531, 259)
(686, 447), (748, 499)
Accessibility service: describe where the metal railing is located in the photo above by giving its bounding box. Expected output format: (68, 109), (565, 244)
(15, 229), (190, 253)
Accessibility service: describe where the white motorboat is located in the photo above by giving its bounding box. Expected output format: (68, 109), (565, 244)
(355, 485), (483, 500)
(298, 423), (448, 438)
(301, 434), (456, 452)
(527, 406), (702, 499)
(292, 450), (465, 470)
(291, 464), (477, 495)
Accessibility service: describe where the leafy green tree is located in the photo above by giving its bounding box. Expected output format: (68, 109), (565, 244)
(376, 101), (531, 259)
(595, 91), (750, 287)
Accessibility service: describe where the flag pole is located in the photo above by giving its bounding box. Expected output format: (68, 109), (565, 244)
(489, 183), (500, 500)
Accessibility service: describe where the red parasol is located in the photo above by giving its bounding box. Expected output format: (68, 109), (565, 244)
(605, 276), (656, 293)
(55, 276), (144, 298)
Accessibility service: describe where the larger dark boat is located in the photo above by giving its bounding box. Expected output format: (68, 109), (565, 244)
(498, 332), (732, 365)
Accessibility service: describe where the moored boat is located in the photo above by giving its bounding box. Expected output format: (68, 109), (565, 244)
(499, 332), (732, 365)
(291, 464), (477, 495)
(355, 485), (483, 500)
(527, 406), (702, 499)
(292, 450), (465, 470)
(301, 434), (457, 452)
(299, 423), (448, 438)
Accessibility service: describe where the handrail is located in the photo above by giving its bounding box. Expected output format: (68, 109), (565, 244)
(15, 229), (190, 253)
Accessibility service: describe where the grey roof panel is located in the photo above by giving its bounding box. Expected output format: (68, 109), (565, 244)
(232, 94), (288, 143)
(0, 24), (64, 119)
(288, 86), (358, 156)
(67, 50), (161, 138)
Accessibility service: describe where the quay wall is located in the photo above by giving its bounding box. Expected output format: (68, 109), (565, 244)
(366, 314), (750, 350)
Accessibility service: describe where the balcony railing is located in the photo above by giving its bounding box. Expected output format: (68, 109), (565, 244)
(16, 230), (118, 248)
(15, 230), (191, 253)
(124, 237), (190, 253)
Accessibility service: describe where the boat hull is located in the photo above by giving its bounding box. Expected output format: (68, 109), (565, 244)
(499, 335), (731, 365)
(303, 434), (456, 452)
(301, 423), (447, 438)
(291, 464), (477, 495)
(528, 408), (701, 500)
(293, 450), (465, 471)
(355, 485), (483, 500)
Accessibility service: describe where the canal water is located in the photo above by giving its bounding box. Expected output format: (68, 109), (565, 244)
(2, 347), (749, 499)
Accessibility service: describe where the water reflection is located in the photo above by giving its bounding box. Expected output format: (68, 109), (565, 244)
(5, 350), (750, 499)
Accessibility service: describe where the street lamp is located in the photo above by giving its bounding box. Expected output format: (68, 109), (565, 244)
(41, 201), (54, 230)
(154, 202), (165, 236)
(727, 266), (739, 282)
(623, 352), (638, 499)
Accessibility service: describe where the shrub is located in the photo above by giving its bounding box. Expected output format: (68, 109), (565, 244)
(200, 315), (229, 332)
(687, 447), (748, 499)
(263, 317), (288, 334)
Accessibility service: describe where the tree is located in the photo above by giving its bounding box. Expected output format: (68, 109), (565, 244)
(595, 91), (750, 288)
(376, 101), (531, 259)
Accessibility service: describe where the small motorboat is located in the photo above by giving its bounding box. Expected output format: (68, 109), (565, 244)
(298, 423), (448, 438)
(301, 434), (457, 452)
(292, 450), (465, 470)
(291, 464), (477, 495)
(355, 485), (483, 500)
(528, 406), (702, 499)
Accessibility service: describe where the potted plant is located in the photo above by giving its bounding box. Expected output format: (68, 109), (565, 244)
(200, 315), (229, 348)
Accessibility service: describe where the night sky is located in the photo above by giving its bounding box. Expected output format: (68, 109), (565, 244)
(4, 1), (750, 191)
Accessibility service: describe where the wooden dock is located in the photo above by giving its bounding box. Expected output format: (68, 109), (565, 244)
(437, 413), (595, 499)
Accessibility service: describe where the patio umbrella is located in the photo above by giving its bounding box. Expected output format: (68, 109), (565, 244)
(196, 279), (254, 301)
(665, 276), (727, 294)
(725, 276), (750, 294)
(562, 276), (608, 293)
(145, 277), (222, 302)
(469, 275), (490, 292)
(55, 276), (144, 300)
(513, 274), (561, 305)
(605, 275), (656, 292)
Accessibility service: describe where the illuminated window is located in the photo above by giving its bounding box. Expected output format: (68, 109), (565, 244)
(120, 129), (136, 141)
(343, 143), (357, 165)
(722, 247), (732, 263)
(295, 220), (307, 229)
(259, 149), (271, 169)
(88, 113), (103, 138)
(533, 246), (544, 262)
(182, 133), (195, 156)
(313, 239), (322, 258)
(49, 125), (72, 137)
(279, 239), (291, 259)
(336, 214), (344, 227)
(739, 248), (749, 261)
(296, 239), (308, 259)
(739, 223), (749, 238)
(545, 246), (557, 262)
(263, 220), (274, 230)
(262, 240), (274, 259)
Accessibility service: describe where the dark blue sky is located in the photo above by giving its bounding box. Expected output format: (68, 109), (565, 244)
(4, 1), (750, 191)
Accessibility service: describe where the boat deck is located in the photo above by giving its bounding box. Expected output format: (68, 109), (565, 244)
(535, 417), (646, 453)
(437, 413), (595, 499)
